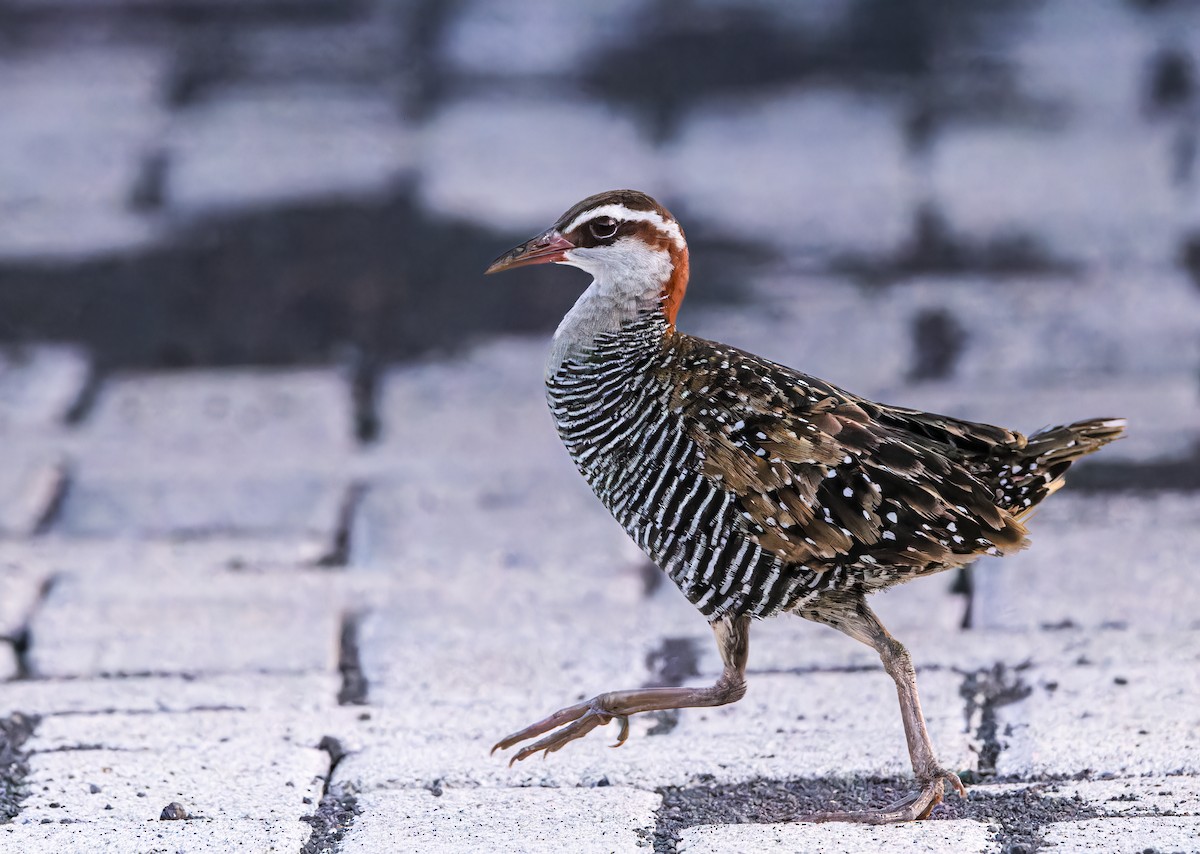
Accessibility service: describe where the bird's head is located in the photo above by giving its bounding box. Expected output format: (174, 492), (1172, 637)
(486, 189), (690, 326)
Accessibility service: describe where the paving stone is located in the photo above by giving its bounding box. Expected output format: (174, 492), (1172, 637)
(1046, 776), (1200, 816)
(1039, 816), (1200, 852)
(80, 368), (355, 475)
(54, 472), (346, 545)
(47, 370), (355, 543)
(1010, 0), (1159, 123)
(2, 536), (335, 578)
(418, 96), (661, 231)
(669, 89), (912, 259)
(996, 632), (1200, 778)
(167, 86), (412, 214)
(937, 1), (1184, 270)
(341, 787), (661, 854)
(0, 818), (311, 854)
(353, 467), (636, 579)
(0, 345), (90, 433)
(230, 19), (401, 86)
(677, 819), (997, 854)
(0, 559), (50, 638)
(0, 48), (166, 260)
(893, 271), (1200, 391)
(27, 569), (347, 677)
(0, 641), (17, 680)
(929, 122), (1178, 267)
(974, 493), (1200, 631)
(0, 673), (340, 717)
(0, 448), (65, 538)
(16, 710), (329, 825)
(442, 0), (645, 76)
(22, 747), (323, 825)
(373, 336), (554, 469)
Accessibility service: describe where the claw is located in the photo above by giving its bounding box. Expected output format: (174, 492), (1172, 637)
(610, 715), (630, 747)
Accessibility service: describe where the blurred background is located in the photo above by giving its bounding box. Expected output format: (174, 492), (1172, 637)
(2, 0), (1200, 547)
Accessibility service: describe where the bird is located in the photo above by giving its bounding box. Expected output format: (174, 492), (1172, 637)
(484, 189), (1125, 823)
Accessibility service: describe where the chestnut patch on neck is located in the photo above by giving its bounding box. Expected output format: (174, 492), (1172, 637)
(663, 245), (689, 326)
(626, 219), (689, 327)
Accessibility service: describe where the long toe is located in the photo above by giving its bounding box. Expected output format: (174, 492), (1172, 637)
(804, 774), (961, 825)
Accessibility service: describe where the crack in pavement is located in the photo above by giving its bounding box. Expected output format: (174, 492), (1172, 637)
(316, 483), (368, 569)
(641, 637), (700, 737)
(958, 661), (1035, 783)
(336, 612), (369, 707)
(30, 460), (71, 538)
(0, 712), (39, 823)
(300, 736), (360, 854)
(651, 776), (1104, 853)
(8, 575), (58, 680)
(344, 349), (381, 446)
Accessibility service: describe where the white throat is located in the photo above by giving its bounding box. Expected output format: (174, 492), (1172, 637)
(545, 237), (673, 379)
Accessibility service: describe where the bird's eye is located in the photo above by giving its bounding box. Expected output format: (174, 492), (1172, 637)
(589, 217), (619, 240)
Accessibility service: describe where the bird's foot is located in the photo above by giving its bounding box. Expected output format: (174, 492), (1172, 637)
(805, 769), (966, 825)
(491, 696), (629, 766)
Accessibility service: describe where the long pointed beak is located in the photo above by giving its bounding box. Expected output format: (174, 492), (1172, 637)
(485, 229), (574, 274)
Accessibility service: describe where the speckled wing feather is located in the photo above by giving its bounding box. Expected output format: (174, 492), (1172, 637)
(659, 331), (1030, 580)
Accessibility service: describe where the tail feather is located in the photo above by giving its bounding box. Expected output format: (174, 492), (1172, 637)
(1003, 418), (1126, 521)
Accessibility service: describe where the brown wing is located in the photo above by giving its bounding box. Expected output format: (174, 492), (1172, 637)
(660, 333), (1029, 573)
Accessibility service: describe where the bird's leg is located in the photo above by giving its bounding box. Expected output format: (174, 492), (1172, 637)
(803, 599), (965, 824)
(492, 615), (750, 765)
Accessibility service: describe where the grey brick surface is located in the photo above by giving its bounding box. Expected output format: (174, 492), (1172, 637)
(0, 642), (16, 680)
(0, 345), (90, 432)
(0, 48), (165, 260)
(0, 819), (312, 854)
(166, 87), (412, 214)
(442, 0), (645, 77)
(974, 494), (1200, 631)
(996, 634), (1200, 777)
(0, 672), (340, 717)
(677, 820), (998, 854)
(341, 787), (661, 854)
(0, 559), (49, 638)
(0, 445), (65, 537)
(1040, 816), (1200, 852)
(54, 472), (346, 545)
(15, 710), (329, 824)
(670, 89), (912, 259)
(929, 124), (1179, 267)
(1046, 776), (1200, 816)
(27, 566), (347, 677)
(418, 96), (663, 231)
(80, 369), (355, 473)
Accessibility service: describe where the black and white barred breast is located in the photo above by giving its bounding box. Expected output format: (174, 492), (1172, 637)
(547, 313), (825, 619)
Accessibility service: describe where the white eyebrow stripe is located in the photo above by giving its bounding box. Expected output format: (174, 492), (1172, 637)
(563, 204), (685, 248)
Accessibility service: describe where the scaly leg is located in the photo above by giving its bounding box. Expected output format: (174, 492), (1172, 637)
(493, 615), (750, 765)
(802, 598), (966, 823)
